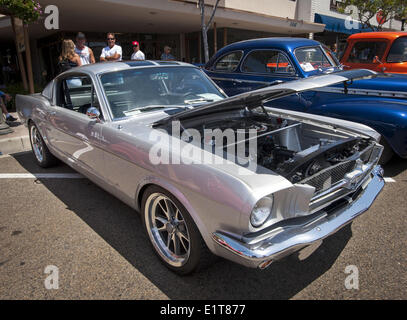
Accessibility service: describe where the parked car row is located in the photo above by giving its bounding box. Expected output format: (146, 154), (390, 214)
(204, 35), (407, 164)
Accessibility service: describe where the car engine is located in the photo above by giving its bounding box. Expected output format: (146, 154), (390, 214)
(175, 109), (376, 194)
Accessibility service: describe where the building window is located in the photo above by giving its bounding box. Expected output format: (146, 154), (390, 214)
(330, 0), (344, 13)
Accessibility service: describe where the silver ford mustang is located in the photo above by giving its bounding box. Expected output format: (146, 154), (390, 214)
(16, 61), (384, 274)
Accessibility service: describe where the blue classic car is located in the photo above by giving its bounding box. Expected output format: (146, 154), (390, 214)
(204, 37), (407, 163)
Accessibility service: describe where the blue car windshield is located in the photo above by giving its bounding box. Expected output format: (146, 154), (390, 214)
(100, 67), (225, 119)
(295, 46), (336, 72)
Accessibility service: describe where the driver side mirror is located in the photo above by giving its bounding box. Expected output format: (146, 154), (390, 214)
(86, 106), (101, 122)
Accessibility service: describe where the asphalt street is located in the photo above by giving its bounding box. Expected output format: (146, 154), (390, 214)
(0, 151), (406, 299)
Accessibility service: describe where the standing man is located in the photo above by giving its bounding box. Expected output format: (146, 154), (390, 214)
(160, 45), (175, 61)
(74, 32), (96, 65)
(100, 33), (122, 62)
(131, 41), (145, 60)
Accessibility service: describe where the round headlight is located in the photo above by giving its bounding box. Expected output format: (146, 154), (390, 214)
(250, 196), (274, 228)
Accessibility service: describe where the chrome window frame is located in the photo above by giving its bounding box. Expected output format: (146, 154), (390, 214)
(98, 65), (227, 122)
(210, 50), (244, 73)
(239, 49), (297, 76)
(54, 72), (107, 120)
(293, 45), (336, 71)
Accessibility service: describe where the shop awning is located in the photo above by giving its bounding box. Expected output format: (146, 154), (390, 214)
(314, 13), (367, 35)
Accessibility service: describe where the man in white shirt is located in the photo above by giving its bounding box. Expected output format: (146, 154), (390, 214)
(131, 41), (145, 60)
(100, 33), (122, 62)
(74, 32), (95, 65)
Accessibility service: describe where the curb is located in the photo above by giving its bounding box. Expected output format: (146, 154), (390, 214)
(0, 135), (31, 155)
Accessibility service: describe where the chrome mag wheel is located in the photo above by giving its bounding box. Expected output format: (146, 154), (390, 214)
(144, 193), (191, 267)
(30, 125), (44, 163)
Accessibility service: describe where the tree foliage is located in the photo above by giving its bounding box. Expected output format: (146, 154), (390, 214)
(338, 0), (406, 31)
(394, 0), (407, 22)
(0, 0), (42, 23)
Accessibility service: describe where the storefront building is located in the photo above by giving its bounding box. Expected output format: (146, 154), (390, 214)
(0, 0), (326, 86)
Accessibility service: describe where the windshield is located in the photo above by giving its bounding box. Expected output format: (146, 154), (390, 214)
(387, 37), (407, 63)
(100, 67), (225, 119)
(295, 46), (336, 72)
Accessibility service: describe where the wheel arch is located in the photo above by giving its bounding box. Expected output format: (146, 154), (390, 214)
(135, 177), (215, 252)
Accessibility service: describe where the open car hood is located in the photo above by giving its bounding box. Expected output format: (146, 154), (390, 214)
(154, 69), (377, 126)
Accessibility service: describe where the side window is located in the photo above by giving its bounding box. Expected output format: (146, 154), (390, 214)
(387, 37), (407, 63)
(242, 50), (294, 74)
(347, 41), (387, 63)
(213, 51), (243, 72)
(58, 75), (102, 117)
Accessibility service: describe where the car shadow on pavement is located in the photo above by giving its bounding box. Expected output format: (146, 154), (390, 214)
(383, 155), (407, 178)
(13, 152), (352, 300)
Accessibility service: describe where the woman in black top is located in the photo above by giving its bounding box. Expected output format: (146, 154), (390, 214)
(58, 39), (82, 73)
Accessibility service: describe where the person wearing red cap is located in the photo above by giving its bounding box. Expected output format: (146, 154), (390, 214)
(131, 41), (145, 61)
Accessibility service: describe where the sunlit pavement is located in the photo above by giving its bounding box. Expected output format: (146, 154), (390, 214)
(0, 151), (406, 299)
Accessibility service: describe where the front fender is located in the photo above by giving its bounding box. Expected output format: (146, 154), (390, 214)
(309, 97), (407, 158)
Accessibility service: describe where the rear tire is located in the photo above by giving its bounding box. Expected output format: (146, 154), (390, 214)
(141, 185), (213, 275)
(29, 122), (58, 168)
(378, 137), (394, 165)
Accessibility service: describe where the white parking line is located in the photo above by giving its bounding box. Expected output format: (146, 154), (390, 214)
(0, 173), (84, 179)
(384, 177), (396, 183)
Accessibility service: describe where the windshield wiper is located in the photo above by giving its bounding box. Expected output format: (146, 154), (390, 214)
(124, 105), (188, 116)
(184, 98), (214, 104)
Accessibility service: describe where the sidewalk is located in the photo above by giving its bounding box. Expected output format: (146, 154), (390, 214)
(0, 113), (30, 155)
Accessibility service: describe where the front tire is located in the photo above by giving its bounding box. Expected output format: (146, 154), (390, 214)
(29, 122), (58, 168)
(141, 185), (211, 275)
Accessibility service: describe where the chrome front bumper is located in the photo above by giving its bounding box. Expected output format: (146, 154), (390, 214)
(212, 165), (385, 269)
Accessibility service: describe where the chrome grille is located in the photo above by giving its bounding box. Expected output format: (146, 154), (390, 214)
(301, 160), (357, 193)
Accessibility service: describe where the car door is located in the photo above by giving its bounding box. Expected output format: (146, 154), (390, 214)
(47, 74), (105, 176)
(237, 49), (304, 111)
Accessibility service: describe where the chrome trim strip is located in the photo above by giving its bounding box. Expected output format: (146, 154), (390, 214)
(314, 86), (407, 99)
(210, 77), (271, 85)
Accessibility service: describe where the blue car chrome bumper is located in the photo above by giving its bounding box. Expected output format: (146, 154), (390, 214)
(212, 166), (385, 269)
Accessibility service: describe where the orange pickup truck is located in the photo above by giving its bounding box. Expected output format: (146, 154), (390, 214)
(340, 32), (407, 74)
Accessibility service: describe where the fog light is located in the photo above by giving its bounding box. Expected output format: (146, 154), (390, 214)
(250, 196), (274, 227)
